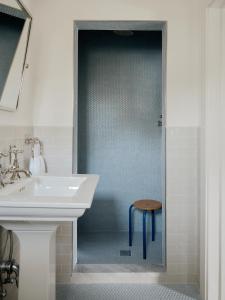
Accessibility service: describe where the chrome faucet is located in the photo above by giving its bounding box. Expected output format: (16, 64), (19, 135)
(4, 145), (31, 181)
(0, 152), (8, 188)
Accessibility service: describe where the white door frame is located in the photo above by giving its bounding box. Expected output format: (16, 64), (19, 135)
(73, 21), (167, 269)
(201, 1), (225, 299)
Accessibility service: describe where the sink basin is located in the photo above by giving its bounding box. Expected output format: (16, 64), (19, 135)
(0, 174), (99, 221)
(0, 174), (99, 300)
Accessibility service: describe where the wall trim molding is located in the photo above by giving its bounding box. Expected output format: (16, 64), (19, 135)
(202, 4), (225, 300)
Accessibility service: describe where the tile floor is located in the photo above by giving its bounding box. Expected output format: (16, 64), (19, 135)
(56, 284), (200, 300)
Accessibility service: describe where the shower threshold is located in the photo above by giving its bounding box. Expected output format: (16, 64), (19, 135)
(76, 232), (165, 273)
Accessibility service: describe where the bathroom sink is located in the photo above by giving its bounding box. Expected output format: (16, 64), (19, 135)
(0, 174), (99, 221)
(0, 174), (99, 300)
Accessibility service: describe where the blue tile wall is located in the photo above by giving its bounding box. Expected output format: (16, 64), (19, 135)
(78, 31), (163, 233)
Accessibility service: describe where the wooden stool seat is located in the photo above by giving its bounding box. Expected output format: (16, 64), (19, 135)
(134, 199), (162, 211)
(129, 199), (162, 260)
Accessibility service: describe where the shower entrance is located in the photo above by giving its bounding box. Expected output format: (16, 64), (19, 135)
(74, 21), (166, 272)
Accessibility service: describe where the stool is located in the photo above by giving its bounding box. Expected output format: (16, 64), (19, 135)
(129, 199), (162, 259)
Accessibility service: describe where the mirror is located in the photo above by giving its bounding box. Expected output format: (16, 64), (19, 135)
(0, 0), (32, 111)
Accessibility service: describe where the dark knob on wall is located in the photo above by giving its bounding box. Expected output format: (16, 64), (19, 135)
(158, 114), (163, 127)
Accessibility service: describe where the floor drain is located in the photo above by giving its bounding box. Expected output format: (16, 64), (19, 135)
(120, 250), (131, 257)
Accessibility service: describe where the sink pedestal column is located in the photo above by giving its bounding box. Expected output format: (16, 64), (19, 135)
(1, 222), (58, 300)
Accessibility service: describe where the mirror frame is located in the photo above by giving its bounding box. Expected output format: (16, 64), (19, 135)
(0, 0), (32, 111)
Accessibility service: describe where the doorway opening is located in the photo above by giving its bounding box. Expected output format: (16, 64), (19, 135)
(73, 21), (166, 273)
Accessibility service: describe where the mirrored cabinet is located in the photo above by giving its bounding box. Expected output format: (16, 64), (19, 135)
(0, 0), (32, 111)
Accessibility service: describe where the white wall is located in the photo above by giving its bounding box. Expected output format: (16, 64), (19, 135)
(27, 0), (204, 128)
(0, 0), (204, 126)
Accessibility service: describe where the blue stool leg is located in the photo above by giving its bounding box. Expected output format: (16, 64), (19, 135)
(143, 210), (147, 259)
(129, 205), (134, 246)
(152, 210), (155, 241)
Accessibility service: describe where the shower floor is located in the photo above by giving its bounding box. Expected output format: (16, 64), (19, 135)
(75, 232), (164, 273)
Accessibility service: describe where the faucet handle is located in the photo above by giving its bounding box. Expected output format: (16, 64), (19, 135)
(9, 145), (23, 154)
(0, 152), (9, 159)
(9, 145), (23, 164)
(0, 152), (8, 170)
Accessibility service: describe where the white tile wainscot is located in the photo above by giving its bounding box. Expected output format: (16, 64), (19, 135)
(166, 127), (199, 282)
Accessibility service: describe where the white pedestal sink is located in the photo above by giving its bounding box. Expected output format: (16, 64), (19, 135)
(0, 175), (99, 300)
